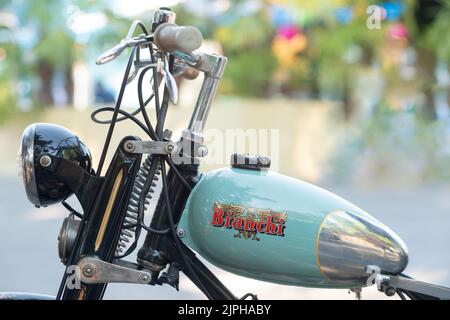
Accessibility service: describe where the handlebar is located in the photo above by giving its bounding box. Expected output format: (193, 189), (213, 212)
(154, 23), (203, 53)
(152, 22), (228, 135)
(96, 17), (227, 137)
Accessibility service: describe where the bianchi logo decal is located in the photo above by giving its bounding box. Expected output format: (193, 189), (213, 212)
(211, 202), (287, 241)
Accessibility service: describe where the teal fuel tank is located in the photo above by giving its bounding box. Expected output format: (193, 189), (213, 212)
(178, 167), (408, 288)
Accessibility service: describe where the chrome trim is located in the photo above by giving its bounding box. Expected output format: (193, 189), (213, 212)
(317, 210), (408, 285)
(123, 140), (178, 155)
(172, 50), (201, 66)
(96, 20), (152, 65)
(152, 8), (177, 27)
(0, 292), (55, 300)
(172, 52), (227, 78)
(96, 36), (150, 65)
(188, 75), (221, 134)
(58, 217), (81, 264)
(186, 54), (227, 135)
(19, 124), (39, 207)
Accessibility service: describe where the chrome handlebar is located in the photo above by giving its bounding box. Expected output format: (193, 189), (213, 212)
(96, 13), (227, 138)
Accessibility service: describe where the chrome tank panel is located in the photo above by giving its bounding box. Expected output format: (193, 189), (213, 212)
(178, 168), (408, 288)
(317, 210), (408, 285)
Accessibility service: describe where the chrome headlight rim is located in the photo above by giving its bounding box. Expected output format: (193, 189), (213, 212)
(19, 124), (41, 207)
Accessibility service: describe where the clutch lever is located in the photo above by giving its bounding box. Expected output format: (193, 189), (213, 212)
(96, 35), (152, 65)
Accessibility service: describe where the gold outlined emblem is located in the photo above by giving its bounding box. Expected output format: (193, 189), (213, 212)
(211, 202), (287, 240)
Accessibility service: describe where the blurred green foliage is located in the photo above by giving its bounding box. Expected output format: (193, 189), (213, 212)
(223, 49), (276, 96)
(0, 0), (449, 119)
(0, 0), (132, 122)
(214, 11), (276, 96)
(0, 31), (19, 124)
(0, 0), (449, 182)
(0, 82), (15, 124)
(424, 0), (450, 61)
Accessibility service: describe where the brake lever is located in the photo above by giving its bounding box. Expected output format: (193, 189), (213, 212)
(96, 35), (151, 65)
(126, 60), (158, 84)
(157, 56), (178, 105)
(126, 68), (139, 84)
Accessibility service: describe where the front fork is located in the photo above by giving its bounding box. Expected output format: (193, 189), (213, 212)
(56, 137), (235, 300)
(57, 136), (142, 300)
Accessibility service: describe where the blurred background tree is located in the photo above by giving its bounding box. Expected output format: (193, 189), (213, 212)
(422, 0), (450, 113)
(0, 0), (449, 185)
(408, 0), (443, 119)
(0, 0), (20, 122)
(21, 0), (76, 106)
(308, 0), (385, 119)
(214, 6), (276, 97)
(0, 0), (449, 131)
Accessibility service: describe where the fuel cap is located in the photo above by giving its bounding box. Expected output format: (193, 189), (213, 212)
(230, 154), (271, 170)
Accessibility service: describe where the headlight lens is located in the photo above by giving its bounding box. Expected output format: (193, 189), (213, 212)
(18, 123), (92, 207)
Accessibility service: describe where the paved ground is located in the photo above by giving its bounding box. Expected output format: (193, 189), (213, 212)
(1, 101), (449, 299)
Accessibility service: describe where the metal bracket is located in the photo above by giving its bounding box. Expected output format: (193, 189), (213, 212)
(364, 265), (450, 299)
(180, 130), (208, 157)
(123, 140), (178, 155)
(77, 257), (152, 285)
(375, 273), (450, 299)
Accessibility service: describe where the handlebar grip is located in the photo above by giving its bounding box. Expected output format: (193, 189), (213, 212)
(154, 23), (203, 53)
(181, 67), (200, 80)
(174, 65), (200, 80)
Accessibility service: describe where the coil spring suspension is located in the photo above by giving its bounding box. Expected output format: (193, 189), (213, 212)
(116, 155), (161, 255)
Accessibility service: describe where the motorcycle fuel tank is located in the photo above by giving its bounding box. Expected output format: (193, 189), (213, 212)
(178, 167), (408, 288)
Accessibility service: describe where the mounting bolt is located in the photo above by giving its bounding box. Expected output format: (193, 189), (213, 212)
(39, 155), (52, 167)
(82, 264), (95, 278)
(383, 286), (396, 297)
(176, 228), (185, 238)
(165, 143), (177, 154)
(197, 146), (208, 157)
(139, 273), (151, 284)
(124, 141), (135, 152)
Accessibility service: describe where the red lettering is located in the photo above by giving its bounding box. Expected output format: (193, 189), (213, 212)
(277, 224), (286, 236)
(244, 219), (256, 232)
(211, 207), (224, 226)
(213, 204), (287, 239)
(265, 216), (277, 235)
(232, 218), (243, 230)
(256, 221), (265, 233)
(224, 212), (233, 228)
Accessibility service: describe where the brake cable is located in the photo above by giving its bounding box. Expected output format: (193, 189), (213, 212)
(61, 200), (83, 219)
(91, 35), (200, 295)
(159, 157), (213, 299)
(96, 46), (137, 176)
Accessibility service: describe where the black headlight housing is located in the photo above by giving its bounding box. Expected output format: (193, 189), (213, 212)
(18, 123), (92, 207)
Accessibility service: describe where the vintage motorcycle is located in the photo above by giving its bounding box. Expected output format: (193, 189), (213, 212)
(4, 8), (450, 300)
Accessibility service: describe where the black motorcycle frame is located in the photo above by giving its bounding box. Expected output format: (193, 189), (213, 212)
(55, 130), (236, 301)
